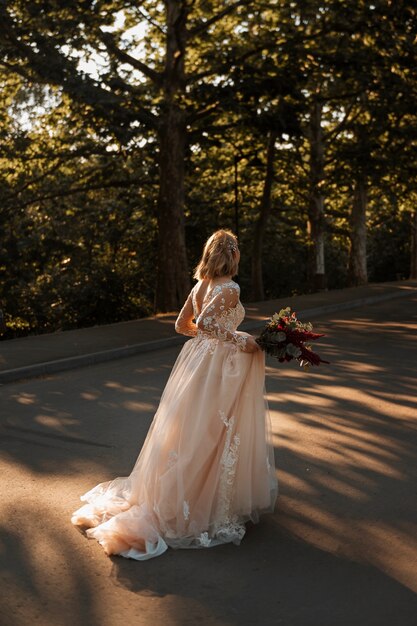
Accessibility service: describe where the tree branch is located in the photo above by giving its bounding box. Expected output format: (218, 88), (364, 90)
(188, 0), (249, 38)
(324, 101), (358, 142)
(137, 8), (167, 36)
(0, 7), (158, 129)
(6, 159), (64, 199)
(7, 177), (154, 210)
(187, 101), (220, 124)
(99, 31), (162, 84)
(186, 43), (268, 86)
(0, 58), (32, 81)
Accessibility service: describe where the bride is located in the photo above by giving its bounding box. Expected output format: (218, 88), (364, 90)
(71, 229), (278, 560)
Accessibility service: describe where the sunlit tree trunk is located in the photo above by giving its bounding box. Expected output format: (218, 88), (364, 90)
(155, 0), (190, 311)
(307, 100), (326, 291)
(251, 130), (277, 301)
(348, 178), (368, 285)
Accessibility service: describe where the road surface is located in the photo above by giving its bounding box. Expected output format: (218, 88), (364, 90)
(1, 294), (416, 626)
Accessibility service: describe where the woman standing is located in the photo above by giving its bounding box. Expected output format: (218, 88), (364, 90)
(72, 229), (277, 560)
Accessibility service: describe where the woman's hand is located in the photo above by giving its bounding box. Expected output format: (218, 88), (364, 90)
(243, 335), (261, 353)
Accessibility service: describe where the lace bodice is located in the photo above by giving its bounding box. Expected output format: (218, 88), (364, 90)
(175, 280), (247, 350)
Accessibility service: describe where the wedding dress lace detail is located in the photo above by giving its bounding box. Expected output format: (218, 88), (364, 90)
(198, 532), (212, 547)
(212, 410), (245, 544)
(176, 280), (247, 350)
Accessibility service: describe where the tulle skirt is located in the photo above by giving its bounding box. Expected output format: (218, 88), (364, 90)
(71, 332), (278, 560)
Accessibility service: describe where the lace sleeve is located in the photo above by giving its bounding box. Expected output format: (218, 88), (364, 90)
(196, 284), (247, 350)
(175, 289), (198, 337)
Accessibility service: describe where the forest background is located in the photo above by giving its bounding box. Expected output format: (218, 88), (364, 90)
(0, 0), (416, 339)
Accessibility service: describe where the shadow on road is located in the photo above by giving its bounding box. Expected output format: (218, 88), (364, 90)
(0, 504), (101, 626)
(109, 516), (416, 626)
(0, 359), (171, 477)
(264, 295), (417, 600)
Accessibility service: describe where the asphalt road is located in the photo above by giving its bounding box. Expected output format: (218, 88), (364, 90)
(1, 294), (417, 626)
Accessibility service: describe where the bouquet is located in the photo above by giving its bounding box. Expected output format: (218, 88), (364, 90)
(256, 307), (329, 367)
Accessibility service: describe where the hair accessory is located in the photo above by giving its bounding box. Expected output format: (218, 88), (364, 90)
(226, 240), (238, 253)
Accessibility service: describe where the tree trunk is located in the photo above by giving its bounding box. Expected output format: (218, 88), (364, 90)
(155, 108), (190, 311)
(251, 130), (277, 301)
(155, 0), (190, 312)
(411, 210), (417, 279)
(348, 179), (368, 285)
(307, 100), (326, 291)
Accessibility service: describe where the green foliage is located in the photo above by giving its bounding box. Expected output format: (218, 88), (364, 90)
(368, 202), (411, 283)
(0, 1), (416, 337)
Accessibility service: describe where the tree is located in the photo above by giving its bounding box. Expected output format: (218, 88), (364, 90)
(1, 1), (416, 338)
(0, 0), (272, 310)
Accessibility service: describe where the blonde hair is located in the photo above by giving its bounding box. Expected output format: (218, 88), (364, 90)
(194, 229), (239, 280)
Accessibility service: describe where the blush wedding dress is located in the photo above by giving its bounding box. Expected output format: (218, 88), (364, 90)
(71, 280), (278, 560)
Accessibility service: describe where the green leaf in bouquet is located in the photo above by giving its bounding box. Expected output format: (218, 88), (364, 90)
(269, 331), (286, 342)
(286, 343), (302, 357)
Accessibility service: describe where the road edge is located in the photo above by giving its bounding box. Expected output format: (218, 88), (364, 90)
(0, 286), (414, 384)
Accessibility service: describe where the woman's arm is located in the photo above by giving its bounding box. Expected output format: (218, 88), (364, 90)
(196, 285), (248, 350)
(175, 291), (198, 337)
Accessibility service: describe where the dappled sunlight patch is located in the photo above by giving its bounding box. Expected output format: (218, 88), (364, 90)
(362, 523), (417, 593)
(269, 321), (417, 588)
(62, 457), (116, 479)
(329, 316), (376, 325)
(277, 494), (417, 593)
(324, 431), (404, 464)
(34, 414), (77, 429)
(368, 389), (417, 411)
(297, 371), (336, 383)
(273, 402), (408, 483)
(11, 392), (38, 405)
(274, 390), (337, 409)
(273, 411), (417, 590)
(271, 432), (284, 446)
(104, 381), (139, 393)
(266, 365), (303, 377)
(316, 472), (371, 501)
(278, 470), (320, 496)
(325, 386), (416, 421)
(278, 495), (345, 539)
(80, 390), (101, 400)
(341, 361), (384, 373)
(338, 448), (405, 480)
(0, 451), (109, 482)
(102, 379), (164, 399)
(331, 318), (417, 332)
(133, 363), (173, 374)
(276, 382), (417, 424)
(122, 400), (155, 412)
(266, 364), (336, 384)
